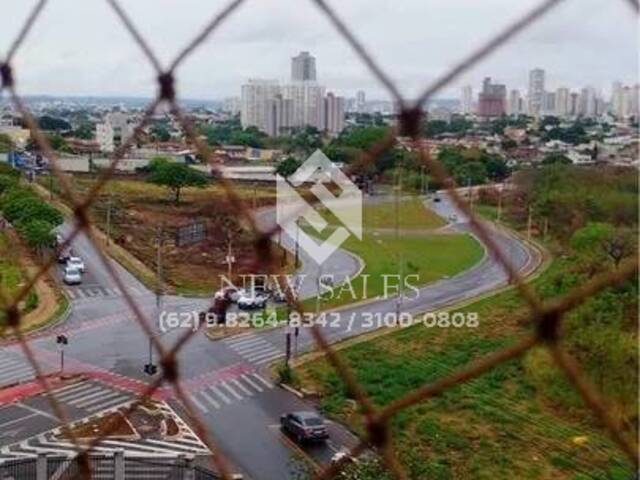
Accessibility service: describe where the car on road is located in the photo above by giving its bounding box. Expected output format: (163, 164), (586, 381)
(214, 286), (243, 303)
(63, 266), (82, 285)
(433, 196), (441, 202)
(280, 411), (329, 443)
(448, 213), (458, 222)
(66, 256), (85, 273)
(237, 291), (268, 310)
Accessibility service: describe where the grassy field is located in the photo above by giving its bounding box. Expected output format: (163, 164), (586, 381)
(296, 260), (634, 479)
(300, 196), (481, 309)
(318, 197), (445, 231)
(0, 231), (39, 328)
(303, 229), (483, 310)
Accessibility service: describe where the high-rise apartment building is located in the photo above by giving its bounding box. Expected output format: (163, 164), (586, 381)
(478, 77), (506, 118)
(241, 79), (280, 134)
(356, 90), (366, 113)
(555, 87), (570, 117)
(508, 89), (522, 115)
(542, 91), (556, 115)
(579, 87), (598, 117)
(324, 92), (345, 136)
(291, 51), (316, 82)
(528, 68), (545, 116)
(461, 85), (473, 114)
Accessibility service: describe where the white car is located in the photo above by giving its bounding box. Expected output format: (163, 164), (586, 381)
(237, 291), (268, 310)
(63, 267), (82, 285)
(66, 256), (85, 273)
(214, 287), (243, 303)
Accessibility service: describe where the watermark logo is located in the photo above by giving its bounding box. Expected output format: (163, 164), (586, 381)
(276, 149), (362, 265)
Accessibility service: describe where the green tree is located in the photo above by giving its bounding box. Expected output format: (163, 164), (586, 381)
(275, 157), (301, 180)
(147, 162), (208, 204)
(541, 153), (572, 165)
(38, 115), (72, 131)
(3, 196), (63, 227)
(0, 133), (14, 153)
(17, 219), (55, 253)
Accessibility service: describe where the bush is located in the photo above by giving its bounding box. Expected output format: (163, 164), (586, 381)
(25, 290), (39, 312)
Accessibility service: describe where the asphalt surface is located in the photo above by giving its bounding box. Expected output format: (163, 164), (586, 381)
(0, 192), (542, 479)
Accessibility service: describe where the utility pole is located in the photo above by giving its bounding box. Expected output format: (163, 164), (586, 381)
(105, 195), (112, 246)
(496, 185), (503, 224)
(395, 169), (403, 319)
(294, 219), (300, 268)
(253, 183), (258, 210)
(527, 205), (533, 241)
(145, 225), (163, 376)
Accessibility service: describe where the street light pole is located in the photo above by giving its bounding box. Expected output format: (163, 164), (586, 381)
(105, 195), (112, 246)
(395, 169), (403, 319)
(294, 219), (300, 268)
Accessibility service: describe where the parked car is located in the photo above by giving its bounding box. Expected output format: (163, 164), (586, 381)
(63, 267), (82, 285)
(237, 291), (268, 310)
(66, 256), (85, 273)
(280, 411), (329, 443)
(214, 287), (243, 303)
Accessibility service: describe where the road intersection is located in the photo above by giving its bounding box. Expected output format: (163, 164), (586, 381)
(0, 194), (542, 479)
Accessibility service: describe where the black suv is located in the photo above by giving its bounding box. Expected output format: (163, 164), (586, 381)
(280, 411), (329, 443)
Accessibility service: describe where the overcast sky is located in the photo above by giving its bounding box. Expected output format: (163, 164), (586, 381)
(1, 0), (638, 101)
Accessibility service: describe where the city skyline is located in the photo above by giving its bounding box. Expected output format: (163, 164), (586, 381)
(1, 0), (637, 100)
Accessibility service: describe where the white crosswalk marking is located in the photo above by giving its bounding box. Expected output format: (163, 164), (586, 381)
(230, 378), (252, 396)
(187, 371), (274, 413)
(48, 380), (90, 395)
(220, 381), (242, 400)
(69, 389), (120, 407)
(55, 385), (103, 402)
(209, 384), (231, 405)
(224, 333), (284, 366)
(0, 402), (210, 460)
(85, 395), (130, 413)
(44, 380), (134, 413)
(240, 374), (263, 392)
(188, 393), (208, 413)
(199, 389), (220, 410)
(254, 352), (285, 365)
(252, 373), (273, 389)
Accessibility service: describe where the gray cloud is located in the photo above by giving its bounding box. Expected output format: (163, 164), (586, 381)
(1, 0), (637, 100)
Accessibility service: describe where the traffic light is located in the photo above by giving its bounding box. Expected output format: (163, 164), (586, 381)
(144, 363), (158, 375)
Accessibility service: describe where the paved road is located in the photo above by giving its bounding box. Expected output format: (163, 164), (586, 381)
(0, 192), (542, 479)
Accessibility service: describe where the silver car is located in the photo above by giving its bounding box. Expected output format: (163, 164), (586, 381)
(63, 267), (82, 285)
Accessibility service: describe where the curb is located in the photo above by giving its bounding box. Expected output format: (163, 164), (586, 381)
(288, 225), (549, 368)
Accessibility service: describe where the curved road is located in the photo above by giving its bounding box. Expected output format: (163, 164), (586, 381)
(0, 193), (542, 479)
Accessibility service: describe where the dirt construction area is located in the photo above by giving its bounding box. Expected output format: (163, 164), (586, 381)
(45, 175), (288, 295)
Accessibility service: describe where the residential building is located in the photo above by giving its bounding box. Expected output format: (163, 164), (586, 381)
(324, 92), (345, 136)
(508, 89), (522, 115)
(579, 87), (598, 117)
(461, 85), (473, 114)
(429, 106), (452, 122)
(542, 91), (556, 116)
(478, 77), (506, 118)
(95, 111), (133, 153)
(240, 79), (280, 133)
(528, 68), (545, 116)
(555, 87), (570, 117)
(223, 97), (241, 115)
(356, 90), (366, 113)
(291, 51), (316, 82)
